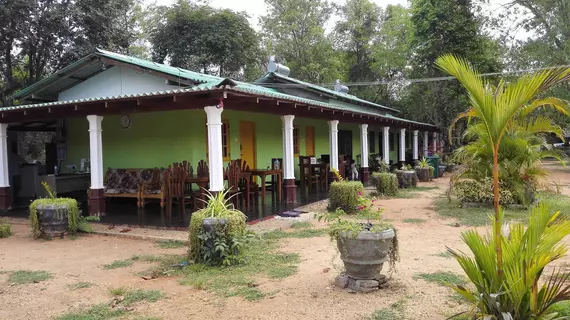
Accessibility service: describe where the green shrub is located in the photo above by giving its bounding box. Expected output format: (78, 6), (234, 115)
(0, 219), (11, 238)
(453, 178), (515, 205)
(188, 190), (248, 266)
(328, 181), (364, 213)
(371, 172), (398, 196)
(394, 170), (418, 189)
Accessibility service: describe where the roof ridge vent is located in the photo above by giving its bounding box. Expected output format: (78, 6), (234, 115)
(334, 79), (349, 93)
(268, 56), (290, 76)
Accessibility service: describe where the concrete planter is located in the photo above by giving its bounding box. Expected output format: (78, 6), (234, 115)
(415, 168), (431, 182)
(337, 229), (395, 279)
(36, 204), (69, 238)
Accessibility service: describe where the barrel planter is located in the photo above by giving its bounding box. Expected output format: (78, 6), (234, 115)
(36, 203), (70, 238)
(415, 167), (431, 182)
(337, 229), (395, 279)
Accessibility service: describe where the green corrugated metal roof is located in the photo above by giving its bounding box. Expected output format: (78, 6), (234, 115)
(0, 78), (436, 128)
(7, 49), (434, 128)
(256, 72), (400, 114)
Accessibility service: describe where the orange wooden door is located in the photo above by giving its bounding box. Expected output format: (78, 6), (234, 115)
(305, 126), (315, 156)
(239, 121), (256, 169)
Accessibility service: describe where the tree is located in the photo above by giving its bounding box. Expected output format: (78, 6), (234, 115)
(260, 0), (341, 83)
(402, 0), (501, 149)
(437, 53), (570, 288)
(150, 1), (260, 79)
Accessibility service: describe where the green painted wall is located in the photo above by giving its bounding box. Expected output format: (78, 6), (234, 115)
(63, 110), (365, 179)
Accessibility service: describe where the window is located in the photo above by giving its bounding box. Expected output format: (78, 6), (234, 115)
(389, 132), (395, 151)
(206, 120), (231, 161)
(293, 128), (300, 157)
(369, 131), (375, 153)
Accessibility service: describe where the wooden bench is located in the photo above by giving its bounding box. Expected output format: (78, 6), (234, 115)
(104, 168), (165, 208)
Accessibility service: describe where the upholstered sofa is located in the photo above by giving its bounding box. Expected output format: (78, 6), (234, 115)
(104, 168), (167, 208)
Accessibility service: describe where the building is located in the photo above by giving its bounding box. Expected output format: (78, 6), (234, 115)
(1, 49), (439, 216)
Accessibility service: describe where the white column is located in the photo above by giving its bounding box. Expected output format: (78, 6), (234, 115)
(433, 132), (438, 154)
(328, 120), (339, 170)
(382, 126), (390, 164)
(423, 131), (429, 156)
(205, 106), (224, 192)
(413, 130), (419, 160)
(0, 124), (9, 187)
(359, 124), (369, 168)
(281, 115), (295, 180)
(87, 115), (104, 189)
(399, 128), (406, 162)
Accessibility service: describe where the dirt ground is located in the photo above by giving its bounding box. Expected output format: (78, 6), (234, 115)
(1, 163), (570, 320)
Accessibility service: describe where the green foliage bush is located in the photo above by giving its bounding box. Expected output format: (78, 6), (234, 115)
(0, 219), (11, 238)
(394, 170), (418, 189)
(453, 178), (516, 205)
(371, 172), (398, 196)
(188, 190), (248, 266)
(328, 181), (365, 213)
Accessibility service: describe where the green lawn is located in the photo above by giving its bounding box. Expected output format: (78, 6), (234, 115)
(434, 192), (570, 226)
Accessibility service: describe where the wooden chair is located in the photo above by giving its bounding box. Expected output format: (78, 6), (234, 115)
(269, 158), (283, 191)
(299, 156), (319, 191)
(165, 163), (191, 217)
(338, 155), (346, 180)
(225, 160), (242, 207)
(139, 168), (168, 208)
(238, 159), (258, 205)
(197, 160), (208, 177)
(318, 163), (330, 190)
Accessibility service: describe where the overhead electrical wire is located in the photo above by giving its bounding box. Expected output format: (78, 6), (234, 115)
(254, 64), (570, 89)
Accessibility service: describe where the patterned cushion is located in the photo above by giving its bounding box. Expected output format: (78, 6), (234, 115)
(105, 170), (122, 191)
(120, 171), (138, 193)
(105, 188), (121, 194)
(139, 168), (154, 184)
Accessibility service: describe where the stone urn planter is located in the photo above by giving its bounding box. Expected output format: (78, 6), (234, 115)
(35, 203), (70, 238)
(337, 229), (395, 279)
(415, 167), (432, 182)
(394, 170), (418, 188)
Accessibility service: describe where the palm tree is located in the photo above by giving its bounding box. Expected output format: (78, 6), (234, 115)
(436, 54), (570, 279)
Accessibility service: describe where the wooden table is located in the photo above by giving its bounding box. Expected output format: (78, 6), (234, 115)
(245, 169), (282, 204)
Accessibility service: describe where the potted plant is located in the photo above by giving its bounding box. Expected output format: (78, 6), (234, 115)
(394, 164), (418, 188)
(29, 182), (81, 238)
(318, 193), (399, 282)
(188, 189), (249, 266)
(414, 157), (434, 182)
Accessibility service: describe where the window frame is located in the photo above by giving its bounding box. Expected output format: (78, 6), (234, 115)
(293, 127), (300, 157)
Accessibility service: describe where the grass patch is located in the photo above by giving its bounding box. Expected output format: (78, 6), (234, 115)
(414, 271), (466, 287)
(402, 218), (426, 224)
(432, 251), (453, 259)
(396, 186), (440, 198)
(69, 281), (93, 290)
(122, 289), (164, 305)
(370, 308), (399, 320)
(262, 228), (328, 239)
(434, 198), (527, 226)
(535, 192), (570, 214)
(290, 221), (312, 229)
(7, 270), (51, 285)
(155, 239), (186, 249)
(108, 286), (128, 296)
(0, 219), (11, 238)
(103, 259), (134, 270)
(436, 192), (570, 227)
(140, 238), (300, 301)
(548, 301), (570, 317)
(55, 304), (125, 320)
